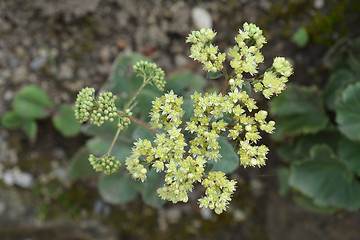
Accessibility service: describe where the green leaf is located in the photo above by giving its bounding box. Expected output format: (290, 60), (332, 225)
(289, 145), (360, 210)
(276, 145), (296, 162)
(165, 71), (206, 95)
(338, 138), (360, 176)
(242, 82), (252, 95)
(336, 82), (360, 141)
(13, 85), (52, 119)
(277, 130), (341, 163)
(206, 71), (222, 79)
(211, 137), (239, 173)
(52, 105), (81, 137)
(106, 53), (148, 95)
(106, 53), (150, 110)
(292, 27), (309, 48)
(324, 69), (356, 110)
(270, 84), (328, 140)
(86, 137), (132, 165)
(294, 195), (338, 214)
(182, 97), (194, 121)
(191, 74), (206, 93)
(67, 147), (97, 179)
(1, 111), (25, 129)
(132, 125), (155, 141)
(99, 170), (140, 204)
(22, 120), (37, 139)
(86, 137), (110, 156)
(166, 71), (193, 95)
(136, 88), (161, 119)
(82, 120), (118, 138)
(140, 170), (165, 208)
(293, 130), (341, 160)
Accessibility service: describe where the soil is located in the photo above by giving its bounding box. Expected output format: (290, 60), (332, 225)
(1, 0), (360, 239)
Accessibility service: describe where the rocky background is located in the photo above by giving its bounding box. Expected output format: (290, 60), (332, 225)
(1, 0), (360, 239)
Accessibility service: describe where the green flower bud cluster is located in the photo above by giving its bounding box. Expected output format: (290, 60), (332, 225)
(74, 87), (96, 123)
(186, 28), (226, 72)
(133, 60), (166, 91)
(253, 57), (293, 99)
(117, 109), (132, 130)
(229, 22), (266, 75)
(74, 88), (118, 126)
(89, 154), (121, 175)
(198, 171), (236, 214)
(90, 92), (118, 126)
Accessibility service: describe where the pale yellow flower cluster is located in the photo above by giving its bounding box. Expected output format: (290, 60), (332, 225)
(75, 22), (293, 215)
(229, 22), (266, 75)
(199, 172), (236, 214)
(253, 57), (293, 99)
(186, 28), (226, 72)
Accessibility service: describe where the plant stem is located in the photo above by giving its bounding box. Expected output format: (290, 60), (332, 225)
(243, 74), (264, 82)
(219, 69), (235, 94)
(128, 115), (161, 135)
(124, 81), (147, 110)
(108, 125), (122, 155)
(108, 79), (149, 155)
(222, 68), (229, 79)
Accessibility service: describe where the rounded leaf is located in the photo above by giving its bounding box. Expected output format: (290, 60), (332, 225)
(136, 89), (161, 119)
(270, 85), (328, 139)
(165, 71), (205, 95)
(52, 105), (81, 137)
(13, 85), (52, 119)
(324, 69), (355, 110)
(206, 70), (222, 79)
(338, 138), (360, 176)
(67, 148), (98, 180)
(1, 111), (25, 129)
(99, 171), (140, 204)
(336, 82), (360, 141)
(132, 125), (155, 141)
(82, 120), (119, 138)
(289, 145), (360, 210)
(140, 170), (165, 208)
(211, 137), (239, 173)
(106, 53), (148, 95)
(22, 120), (37, 140)
(86, 137), (131, 165)
(182, 97), (194, 121)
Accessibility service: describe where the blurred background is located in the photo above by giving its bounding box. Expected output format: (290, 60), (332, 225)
(1, 0), (360, 239)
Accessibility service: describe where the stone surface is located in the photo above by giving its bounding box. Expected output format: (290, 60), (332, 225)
(267, 191), (360, 240)
(0, 188), (116, 240)
(192, 7), (213, 29)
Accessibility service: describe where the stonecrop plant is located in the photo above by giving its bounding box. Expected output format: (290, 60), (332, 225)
(74, 23), (293, 214)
